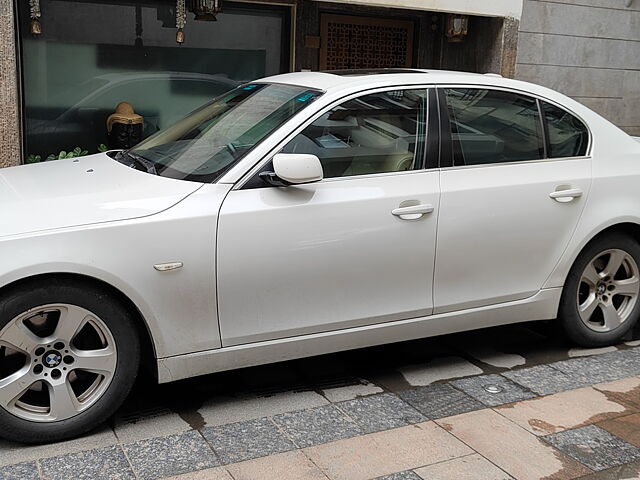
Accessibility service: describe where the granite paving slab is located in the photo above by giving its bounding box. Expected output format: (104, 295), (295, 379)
(502, 364), (591, 395)
(398, 383), (484, 419)
(337, 393), (425, 433)
(373, 471), (422, 480)
(543, 425), (640, 471)
(124, 430), (219, 480)
(551, 355), (629, 385)
(451, 373), (536, 407)
(0, 461), (39, 480)
(39, 445), (135, 480)
(272, 404), (361, 448)
(201, 417), (295, 464)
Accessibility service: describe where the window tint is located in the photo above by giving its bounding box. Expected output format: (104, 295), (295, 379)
(281, 89), (428, 178)
(444, 88), (544, 166)
(541, 102), (589, 158)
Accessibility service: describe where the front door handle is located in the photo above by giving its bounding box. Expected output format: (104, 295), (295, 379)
(549, 187), (583, 203)
(392, 203), (435, 220)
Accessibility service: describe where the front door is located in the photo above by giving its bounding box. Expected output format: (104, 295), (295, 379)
(217, 88), (438, 346)
(434, 87), (591, 313)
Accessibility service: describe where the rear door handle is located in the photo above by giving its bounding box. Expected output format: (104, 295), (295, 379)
(549, 187), (583, 203)
(391, 204), (434, 220)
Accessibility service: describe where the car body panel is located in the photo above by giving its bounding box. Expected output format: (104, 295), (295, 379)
(0, 183), (230, 358)
(0, 153), (202, 239)
(217, 170), (439, 346)
(158, 287), (562, 382)
(434, 157), (591, 313)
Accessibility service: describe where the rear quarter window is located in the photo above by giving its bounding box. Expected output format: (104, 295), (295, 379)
(541, 101), (589, 158)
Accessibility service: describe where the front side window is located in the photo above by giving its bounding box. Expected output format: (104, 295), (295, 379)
(281, 89), (428, 178)
(444, 88), (544, 166)
(541, 102), (589, 158)
(124, 83), (321, 183)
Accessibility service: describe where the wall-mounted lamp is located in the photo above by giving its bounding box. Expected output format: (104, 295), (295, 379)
(446, 14), (469, 43)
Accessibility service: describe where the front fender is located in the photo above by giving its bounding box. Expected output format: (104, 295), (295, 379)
(0, 184), (231, 358)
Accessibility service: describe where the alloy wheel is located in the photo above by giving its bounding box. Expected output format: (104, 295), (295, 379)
(0, 304), (117, 422)
(577, 249), (640, 333)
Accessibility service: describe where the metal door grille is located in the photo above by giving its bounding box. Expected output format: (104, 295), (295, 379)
(320, 14), (414, 70)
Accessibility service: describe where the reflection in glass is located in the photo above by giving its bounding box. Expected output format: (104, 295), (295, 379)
(445, 88), (544, 166)
(283, 89), (428, 178)
(125, 84), (321, 183)
(542, 102), (589, 158)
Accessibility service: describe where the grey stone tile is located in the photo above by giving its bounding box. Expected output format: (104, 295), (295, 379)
(0, 462), (39, 480)
(124, 430), (218, 480)
(451, 374), (536, 407)
(544, 425), (640, 471)
(0, 426), (117, 467)
(337, 393), (425, 433)
(199, 390), (328, 427)
(398, 383), (484, 419)
(373, 472), (422, 480)
(202, 417), (295, 464)
(502, 364), (589, 395)
(551, 352), (638, 386)
(272, 404), (361, 448)
(39, 445), (134, 480)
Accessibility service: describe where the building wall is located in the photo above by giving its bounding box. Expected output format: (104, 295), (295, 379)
(515, 0), (640, 136)
(0, 0), (20, 168)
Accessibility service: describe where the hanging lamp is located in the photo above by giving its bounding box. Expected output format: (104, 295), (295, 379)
(176, 0), (187, 44)
(29, 0), (42, 35)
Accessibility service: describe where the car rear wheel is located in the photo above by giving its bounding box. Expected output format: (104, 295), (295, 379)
(0, 280), (139, 443)
(559, 233), (640, 347)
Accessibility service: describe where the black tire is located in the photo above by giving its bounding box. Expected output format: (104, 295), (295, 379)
(0, 278), (140, 444)
(559, 232), (640, 347)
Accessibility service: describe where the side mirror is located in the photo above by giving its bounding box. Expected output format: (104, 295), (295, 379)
(260, 153), (323, 187)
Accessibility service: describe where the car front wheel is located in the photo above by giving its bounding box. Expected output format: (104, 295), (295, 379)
(0, 279), (139, 443)
(559, 233), (640, 347)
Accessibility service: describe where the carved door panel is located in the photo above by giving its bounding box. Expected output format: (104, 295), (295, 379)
(320, 14), (414, 70)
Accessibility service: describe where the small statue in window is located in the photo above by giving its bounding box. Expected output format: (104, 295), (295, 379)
(106, 102), (144, 150)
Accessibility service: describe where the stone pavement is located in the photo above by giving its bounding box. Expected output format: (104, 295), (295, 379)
(1, 323), (640, 480)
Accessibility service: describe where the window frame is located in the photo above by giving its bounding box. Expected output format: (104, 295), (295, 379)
(236, 84), (438, 190)
(436, 85), (593, 171)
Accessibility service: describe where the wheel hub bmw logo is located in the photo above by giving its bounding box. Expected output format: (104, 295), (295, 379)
(43, 351), (62, 368)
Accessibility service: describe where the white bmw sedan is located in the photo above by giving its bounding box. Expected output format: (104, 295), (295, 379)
(1, 69), (640, 443)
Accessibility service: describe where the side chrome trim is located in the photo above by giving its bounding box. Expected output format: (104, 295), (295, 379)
(156, 287), (562, 383)
(438, 155), (592, 172)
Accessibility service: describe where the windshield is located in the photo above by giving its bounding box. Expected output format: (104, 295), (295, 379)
(126, 83), (322, 182)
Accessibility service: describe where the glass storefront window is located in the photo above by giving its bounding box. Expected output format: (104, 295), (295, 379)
(18, 0), (290, 161)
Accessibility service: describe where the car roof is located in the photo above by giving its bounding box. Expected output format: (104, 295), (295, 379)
(254, 69), (566, 104)
(257, 69), (506, 90)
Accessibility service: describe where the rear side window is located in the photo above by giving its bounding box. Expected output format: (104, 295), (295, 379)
(444, 88), (544, 166)
(541, 101), (589, 158)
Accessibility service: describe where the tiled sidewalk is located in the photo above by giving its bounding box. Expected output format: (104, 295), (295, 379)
(1, 345), (640, 480)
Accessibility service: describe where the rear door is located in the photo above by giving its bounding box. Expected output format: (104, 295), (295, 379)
(216, 87), (440, 346)
(434, 87), (592, 313)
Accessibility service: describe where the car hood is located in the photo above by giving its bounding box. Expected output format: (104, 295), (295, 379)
(0, 153), (203, 238)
